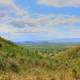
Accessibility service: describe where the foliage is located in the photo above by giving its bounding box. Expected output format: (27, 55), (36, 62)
(0, 37), (80, 80)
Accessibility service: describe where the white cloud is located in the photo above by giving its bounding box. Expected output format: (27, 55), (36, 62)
(0, 0), (12, 5)
(0, 24), (19, 34)
(10, 14), (80, 28)
(0, 12), (80, 36)
(0, 0), (27, 16)
(37, 0), (80, 7)
(0, 0), (80, 41)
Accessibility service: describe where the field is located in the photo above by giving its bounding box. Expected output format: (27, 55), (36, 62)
(0, 37), (80, 80)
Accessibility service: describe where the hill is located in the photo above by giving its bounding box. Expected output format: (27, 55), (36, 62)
(0, 37), (80, 80)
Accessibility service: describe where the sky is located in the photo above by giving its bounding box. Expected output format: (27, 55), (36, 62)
(0, 0), (80, 42)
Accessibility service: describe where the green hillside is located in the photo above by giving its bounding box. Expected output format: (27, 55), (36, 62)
(0, 37), (80, 80)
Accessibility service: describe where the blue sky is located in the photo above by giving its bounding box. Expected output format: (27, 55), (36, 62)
(0, 0), (80, 42)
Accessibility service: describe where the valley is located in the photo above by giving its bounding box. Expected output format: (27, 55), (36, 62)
(0, 37), (80, 80)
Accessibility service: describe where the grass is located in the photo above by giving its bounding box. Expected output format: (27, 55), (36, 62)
(0, 37), (80, 80)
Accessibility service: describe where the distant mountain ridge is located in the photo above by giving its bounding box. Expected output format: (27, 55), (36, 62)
(19, 38), (80, 46)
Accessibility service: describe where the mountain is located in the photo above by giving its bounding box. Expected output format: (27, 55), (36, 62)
(0, 37), (80, 80)
(53, 38), (80, 43)
(0, 37), (17, 46)
(19, 38), (80, 47)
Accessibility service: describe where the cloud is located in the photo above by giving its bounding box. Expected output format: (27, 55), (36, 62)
(2, 14), (79, 40)
(37, 0), (80, 7)
(0, 11), (80, 35)
(9, 14), (80, 28)
(0, 1), (80, 34)
(0, 0), (27, 17)
(0, 0), (80, 41)
(0, 0), (12, 5)
(0, 24), (19, 34)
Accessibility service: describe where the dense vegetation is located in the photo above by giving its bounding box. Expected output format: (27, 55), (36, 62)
(0, 37), (80, 80)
